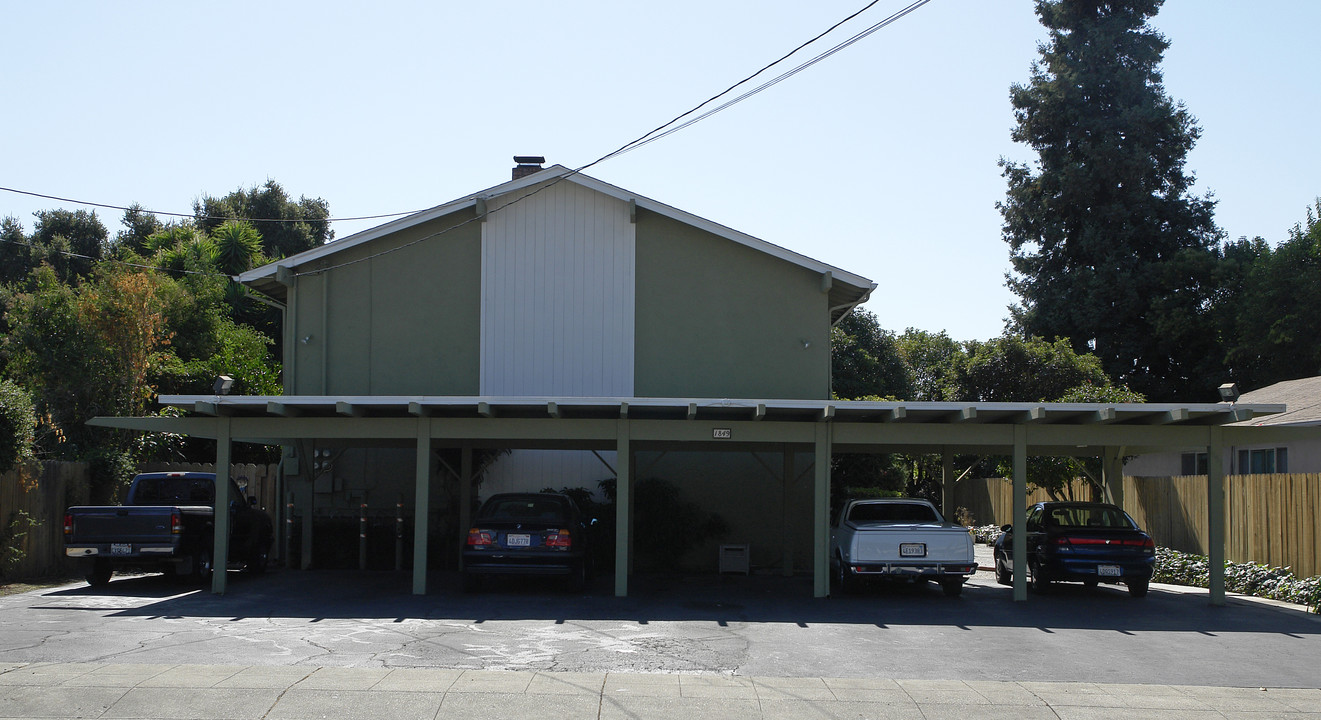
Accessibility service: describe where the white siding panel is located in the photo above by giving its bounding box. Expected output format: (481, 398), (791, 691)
(480, 180), (635, 396)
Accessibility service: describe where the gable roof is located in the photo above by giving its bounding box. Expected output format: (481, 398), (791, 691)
(238, 165), (876, 323)
(1231, 376), (1321, 427)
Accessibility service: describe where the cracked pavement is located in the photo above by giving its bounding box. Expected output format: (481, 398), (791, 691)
(2, 565), (1320, 688)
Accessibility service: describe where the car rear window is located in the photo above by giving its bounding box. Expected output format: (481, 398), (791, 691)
(1047, 506), (1135, 529)
(848, 502), (939, 523)
(479, 497), (570, 523)
(130, 477), (213, 505)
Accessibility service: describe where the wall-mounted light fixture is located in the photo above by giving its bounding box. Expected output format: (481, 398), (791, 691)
(213, 375), (234, 396)
(1217, 382), (1240, 403)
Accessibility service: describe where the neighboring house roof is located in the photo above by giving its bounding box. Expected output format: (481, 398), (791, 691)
(238, 165), (876, 324)
(1230, 376), (1321, 427)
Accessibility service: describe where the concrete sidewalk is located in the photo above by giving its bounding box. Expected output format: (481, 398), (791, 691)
(2, 662), (1318, 720)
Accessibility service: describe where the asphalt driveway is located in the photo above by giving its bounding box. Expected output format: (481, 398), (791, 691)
(2, 559), (1319, 690)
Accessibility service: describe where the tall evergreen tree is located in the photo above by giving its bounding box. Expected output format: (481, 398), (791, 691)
(999, 0), (1222, 401)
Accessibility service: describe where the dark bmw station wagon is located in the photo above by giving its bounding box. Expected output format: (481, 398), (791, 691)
(462, 492), (595, 592)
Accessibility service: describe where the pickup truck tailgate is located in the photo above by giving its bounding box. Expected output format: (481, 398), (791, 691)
(67, 506), (180, 544)
(847, 522), (972, 563)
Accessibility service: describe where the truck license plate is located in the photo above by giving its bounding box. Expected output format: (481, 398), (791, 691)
(1098, 565), (1121, 577)
(506, 534), (531, 548)
(899, 543), (926, 558)
(111, 543), (132, 556)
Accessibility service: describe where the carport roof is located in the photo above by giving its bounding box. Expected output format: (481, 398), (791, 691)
(162, 394), (1279, 426)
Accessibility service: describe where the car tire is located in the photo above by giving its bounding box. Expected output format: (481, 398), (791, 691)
(940, 579), (964, 597)
(247, 547), (268, 575)
(566, 560), (589, 593)
(193, 547), (214, 584)
(1127, 578), (1150, 598)
(832, 556), (855, 596)
(1029, 562), (1050, 593)
(1083, 578), (1099, 588)
(86, 559), (112, 587)
(994, 555), (1013, 586)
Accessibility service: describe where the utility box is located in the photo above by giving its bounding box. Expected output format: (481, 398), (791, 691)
(719, 544), (750, 575)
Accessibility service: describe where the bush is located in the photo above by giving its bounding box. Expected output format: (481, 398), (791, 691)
(0, 380), (36, 474)
(1154, 547), (1321, 613)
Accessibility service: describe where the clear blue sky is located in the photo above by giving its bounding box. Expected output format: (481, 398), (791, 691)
(3, 1), (1318, 341)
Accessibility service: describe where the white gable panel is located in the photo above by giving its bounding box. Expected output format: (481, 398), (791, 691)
(480, 180), (635, 396)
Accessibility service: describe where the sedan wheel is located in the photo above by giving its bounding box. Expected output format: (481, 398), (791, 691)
(1127, 578), (1150, 598)
(1029, 562), (1050, 593)
(994, 556), (1012, 586)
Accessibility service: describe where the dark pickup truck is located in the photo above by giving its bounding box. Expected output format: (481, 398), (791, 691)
(64, 471), (273, 586)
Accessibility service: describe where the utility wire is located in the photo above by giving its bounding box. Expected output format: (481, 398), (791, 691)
(0, 185), (417, 224)
(5, 0), (934, 282)
(305, 0), (931, 278)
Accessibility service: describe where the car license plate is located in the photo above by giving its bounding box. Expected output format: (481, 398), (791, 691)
(1098, 565), (1121, 577)
(111, 543), (131, 556)
(506, 534), (531, 548)
(899, 543), (926, 558)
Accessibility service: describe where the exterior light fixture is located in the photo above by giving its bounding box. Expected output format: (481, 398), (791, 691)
(213, 375), (234, 396)
(1217, 383), (1240, 403)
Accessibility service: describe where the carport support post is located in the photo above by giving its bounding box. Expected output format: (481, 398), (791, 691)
(813, 422), (831, 598)
(1208, 427), (1226, 606)
(782, 447), (794, 577)
(211, 417), (232, 595)
(412, 419), (431, 595)
(1012, 424), (1028, 602)
(458, 443), (473, 567)
(941, 449), (953, 520)
(1101, 447), (1124, 508)
(614, 419), (631, 597)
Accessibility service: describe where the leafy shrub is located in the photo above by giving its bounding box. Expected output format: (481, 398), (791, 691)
(0, 380), (36, 474)
(1154, 547), (1320, 613)
(972, 525), (1004, 545)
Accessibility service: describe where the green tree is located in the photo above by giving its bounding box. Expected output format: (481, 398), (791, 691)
(1218, 200), (1321, 389)
(0, 379), (36, 474)
(831, 308), (914, 400)
(4, 265), (170, 496)
(194, 180), (331, 259)
(959, 335), (1111, 402)
(896, 328), (965, 401)
(31, 209), (109, 281)
(112, 203), (165, 256)
(999, 0), (1222, 401)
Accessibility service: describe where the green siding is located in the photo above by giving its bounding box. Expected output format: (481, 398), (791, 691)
(288, 210), (482, 395)
(634, 212), (831, 399)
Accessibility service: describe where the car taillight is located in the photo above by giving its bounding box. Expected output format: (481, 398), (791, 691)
(64, 513), (73, 536)
(467, 528), (495, 547)
(171, 511), (183, 535)
(545, 530), (572, 549)
(1057, 536), (1155, 548)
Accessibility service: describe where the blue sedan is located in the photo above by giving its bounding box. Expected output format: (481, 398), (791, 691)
(994, 502), (1156, 597)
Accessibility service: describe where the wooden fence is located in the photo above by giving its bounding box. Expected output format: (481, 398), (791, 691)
(1125, 474), (1320, 580)
(0, 461), (87, 579)
(954, 474), (1321, 580)
(1, 462), (279, 581)
(950, 477), (1097, 530)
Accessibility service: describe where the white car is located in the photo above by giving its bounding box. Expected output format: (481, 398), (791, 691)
(830, 498), (977, 596)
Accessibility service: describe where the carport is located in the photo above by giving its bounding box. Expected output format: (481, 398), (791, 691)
(93, 395), (1317, 605)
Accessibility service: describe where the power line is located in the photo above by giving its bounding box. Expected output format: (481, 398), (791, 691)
(304, 0), (932, 278)
(0, 185), (417, 224)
